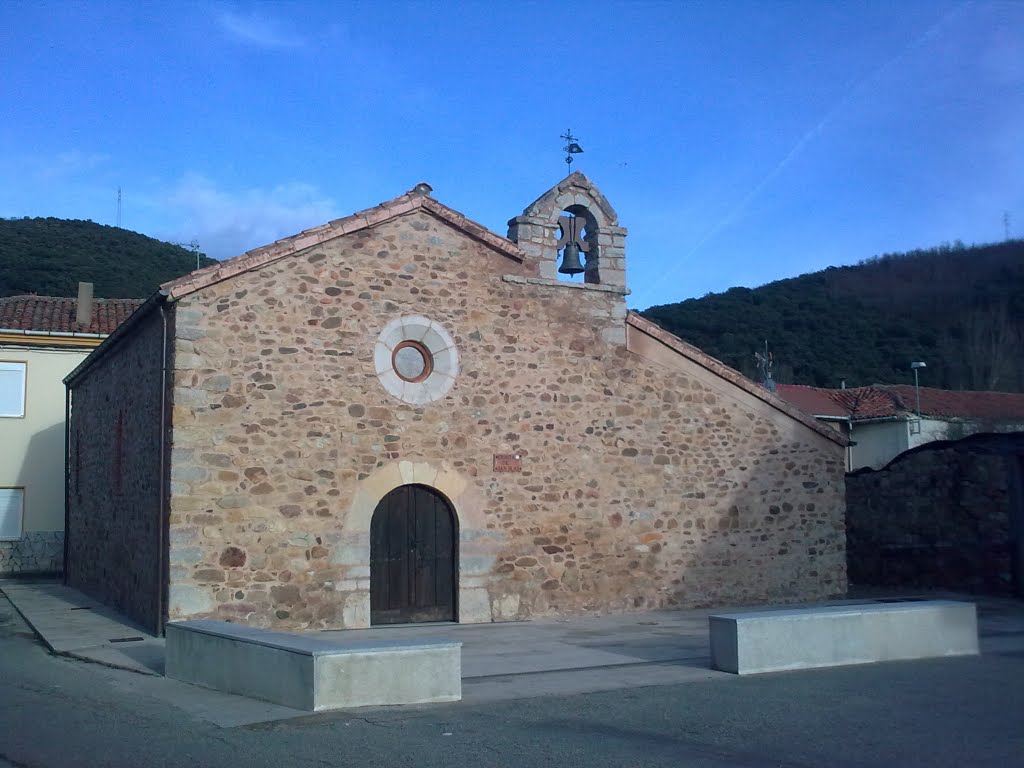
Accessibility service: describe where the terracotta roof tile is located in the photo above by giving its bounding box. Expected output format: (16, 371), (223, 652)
(0, 295), (144, 335)
(881, 384), (1024, 421)
(833, 387), (901, 419)
(772, 385), (849, 417)
(776, 383), (1024, 422)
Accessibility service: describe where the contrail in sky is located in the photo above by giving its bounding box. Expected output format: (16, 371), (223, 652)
(635, 1), (972, 309)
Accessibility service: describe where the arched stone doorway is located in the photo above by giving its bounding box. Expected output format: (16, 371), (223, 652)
(369, 484), (458, 625)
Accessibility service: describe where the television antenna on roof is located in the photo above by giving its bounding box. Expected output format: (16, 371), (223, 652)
(755, 340), (775, 392)
(177, 239), (202, 271)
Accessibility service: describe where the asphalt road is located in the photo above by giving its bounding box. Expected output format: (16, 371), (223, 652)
(2, 594), (1023, 768)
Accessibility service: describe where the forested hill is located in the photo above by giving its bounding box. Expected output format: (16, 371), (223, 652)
(0, 217), (217, 299)
(641, 239), (1024, 393)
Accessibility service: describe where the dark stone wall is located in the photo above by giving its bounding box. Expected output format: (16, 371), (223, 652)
(67, 305), (169, 633)
(846, 433), (1024, 595)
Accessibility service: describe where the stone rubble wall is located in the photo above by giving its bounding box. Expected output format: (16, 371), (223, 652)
(166, 208), (847, 629)
(0, 531), (63, 575)
(66, 307), (168, 633)
(846, 434), (1022, 595)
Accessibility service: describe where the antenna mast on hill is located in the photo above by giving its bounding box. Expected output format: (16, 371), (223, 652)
(117, 187), (122, 228)
(1004, 211), (1012, 241)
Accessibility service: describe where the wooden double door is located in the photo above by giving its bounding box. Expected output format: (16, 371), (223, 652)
(370, 484), (457, 625)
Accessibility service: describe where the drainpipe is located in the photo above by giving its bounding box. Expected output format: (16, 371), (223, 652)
(847, 420), (854, 472)
(156, 302), (169, 635)
(63, 385), (71, 584)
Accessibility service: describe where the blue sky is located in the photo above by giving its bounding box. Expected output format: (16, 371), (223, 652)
(1, 1), (1021, 309)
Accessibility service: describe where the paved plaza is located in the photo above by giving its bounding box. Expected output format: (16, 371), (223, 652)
(2, 579), (1023, 766)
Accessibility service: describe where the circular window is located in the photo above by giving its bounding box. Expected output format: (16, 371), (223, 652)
(375, 315), (459, 405)
(392, 340), (433, 383)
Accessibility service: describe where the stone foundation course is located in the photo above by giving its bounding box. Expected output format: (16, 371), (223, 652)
(0, 531), (63, 575)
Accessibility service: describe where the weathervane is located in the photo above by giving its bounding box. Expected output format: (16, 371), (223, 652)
(561, 129), (584, 172)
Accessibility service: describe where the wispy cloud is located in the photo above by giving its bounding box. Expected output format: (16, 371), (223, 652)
(158, 173), (337, 260)
(33, 150), (110, 181)
(216, 8), (305, 50)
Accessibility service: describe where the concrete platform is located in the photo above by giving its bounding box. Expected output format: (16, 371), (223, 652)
(709, 599), (979, 674)
(166, 619), (461, 711)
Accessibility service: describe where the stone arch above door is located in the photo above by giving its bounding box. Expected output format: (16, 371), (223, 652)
(336, 460), (501, 628)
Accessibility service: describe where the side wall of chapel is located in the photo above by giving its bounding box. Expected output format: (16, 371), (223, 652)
(67, 306), (169, 634)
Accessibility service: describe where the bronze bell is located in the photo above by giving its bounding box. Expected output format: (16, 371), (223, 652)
(559, 243), (585, 275)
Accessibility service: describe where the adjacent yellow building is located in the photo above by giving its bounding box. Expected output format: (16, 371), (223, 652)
(0, 294), (140, 574)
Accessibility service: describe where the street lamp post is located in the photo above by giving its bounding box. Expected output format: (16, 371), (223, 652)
(910, 361), (926, 419)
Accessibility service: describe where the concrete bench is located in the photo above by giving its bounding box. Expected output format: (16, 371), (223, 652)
(709, 600), (978, 675)
(165, 619), (461, 711)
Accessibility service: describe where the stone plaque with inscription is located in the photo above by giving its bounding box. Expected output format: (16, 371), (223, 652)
(493, 453), (522, 473)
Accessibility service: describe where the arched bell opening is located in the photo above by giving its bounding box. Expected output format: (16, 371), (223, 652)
(556, 204), (601, 284)
(369, 483), (458, 625)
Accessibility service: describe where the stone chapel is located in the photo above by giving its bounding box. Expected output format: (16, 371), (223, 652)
(65, 173), (848, 634)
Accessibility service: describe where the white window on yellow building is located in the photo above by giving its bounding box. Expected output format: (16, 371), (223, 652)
(0, 488), (24, 540)
(0, 361), (27, 418)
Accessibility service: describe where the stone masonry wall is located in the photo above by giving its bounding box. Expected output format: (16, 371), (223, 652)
(0, 532), (63, 575)
(68, 307), (168, 633)
(167, 208), (847, 629)
(846, 434), (1022, 595)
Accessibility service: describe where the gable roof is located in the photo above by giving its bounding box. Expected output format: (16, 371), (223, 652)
(0, 295), (144, 335)
(627, 314), (847, 445)
(161, 184), (527, 301)
(776, 383), (1024, 422)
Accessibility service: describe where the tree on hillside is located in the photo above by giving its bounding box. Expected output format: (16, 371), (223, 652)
(963, 298), (1022, 391)
(0, 217), (217, 298)
(641, 239), (1024, 393)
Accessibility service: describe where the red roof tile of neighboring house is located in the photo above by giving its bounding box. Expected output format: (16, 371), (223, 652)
(882, 384), (1024, 421)
(831, 386), (903, 419)
(776, 383), (1024, 422)
(0, 295), (144, 335)
(771, 385), (849, 418)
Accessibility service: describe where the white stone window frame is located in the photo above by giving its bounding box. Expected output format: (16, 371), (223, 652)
(374, 316), (459, 405)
